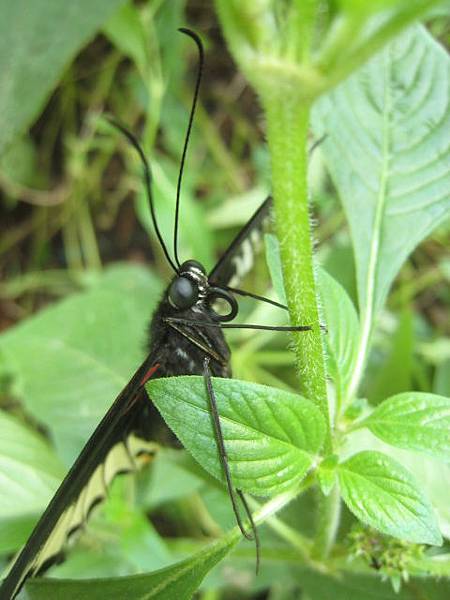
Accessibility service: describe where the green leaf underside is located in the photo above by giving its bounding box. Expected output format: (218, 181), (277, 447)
(365, 392), (450, 461)
(0, 0), (126, 156)
(0, 515), (37, 554)
(367, 308), (414, 403)
(313, 25), (450, 319)
(24, 533), (239, 600)
(317, 268), (360, 398)
(147, 377), (326, 496)
(264, 233), (287, 304)
(338, 450), (442, 545)
(0, 265), (162, 463)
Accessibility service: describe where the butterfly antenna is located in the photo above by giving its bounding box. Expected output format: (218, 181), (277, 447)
(224, 286), (288, 311)
(166, 317), (313, 332)
(107, 118), (178, 274)
(237, 489), (261, 574)
(173, 28), (204, 269)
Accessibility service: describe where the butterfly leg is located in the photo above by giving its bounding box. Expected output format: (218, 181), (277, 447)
(203, 356), (260, 572)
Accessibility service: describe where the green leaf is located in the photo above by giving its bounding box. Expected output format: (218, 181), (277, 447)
(313, 24), (450, 313)
(317, 268), (359, 400)
(295, 563), (450, 600)
(0, 0), (126, 156)
(344, 428), (450, 540)
(103, 3), (148, 75)
(434, 358), (450, 396)
(364, 392), (450, 461)
(24, 531), (239, 600)
(317, 455), (338, 496)
(401, 457), (450, 540)
(0, 135), (39, 187)
(312, 25), (450, 394)
(337, 0), (431, 16)
(321, 242), (357, 308)
(0, 514), (37, 554)
(338, 450), (442, 545)
(264, 233), (287, 303)
(147, 377), (326, 496)
(367, 309), (414, 403)
(0, 411), (64, 550)
(142, 450), (204, 509)
(0, 264), (162, 463)
(0, 411), (64, 520)
(102, 489), (173, 573)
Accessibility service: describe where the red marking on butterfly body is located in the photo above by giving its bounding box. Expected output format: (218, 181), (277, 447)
(140, 363), (160, 386)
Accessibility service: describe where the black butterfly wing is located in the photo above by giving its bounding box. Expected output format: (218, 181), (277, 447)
(208, 196), (272, 288)
(0, 358), (160, 600)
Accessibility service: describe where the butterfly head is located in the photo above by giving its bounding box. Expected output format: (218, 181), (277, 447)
(168, 259), (238, 322)
(168, 260), (207, 310)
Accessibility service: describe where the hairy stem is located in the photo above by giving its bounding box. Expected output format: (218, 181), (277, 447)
(262, 96), (330, 448)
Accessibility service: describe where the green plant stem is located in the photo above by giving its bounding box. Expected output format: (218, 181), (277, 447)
(78, 198), (101, 270)
(63, 216), (82, 270)
(142, 13), (163, 153)
(262, 96), (330, 447)
(312, 483), (341, 559)
(252, 479), (312, 530)
(247, 477), (315, 561)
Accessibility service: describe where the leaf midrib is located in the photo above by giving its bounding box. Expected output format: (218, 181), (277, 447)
(155, 388), (318, 455)
(346, 45), (393, 401)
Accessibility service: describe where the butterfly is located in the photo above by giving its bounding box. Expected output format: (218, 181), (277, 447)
(0, 29), (310, 600)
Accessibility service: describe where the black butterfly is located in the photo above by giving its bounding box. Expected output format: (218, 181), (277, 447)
(0, 29), (310, 600)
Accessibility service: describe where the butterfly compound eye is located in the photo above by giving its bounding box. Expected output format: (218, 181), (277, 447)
(168, 276), (199, 310)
